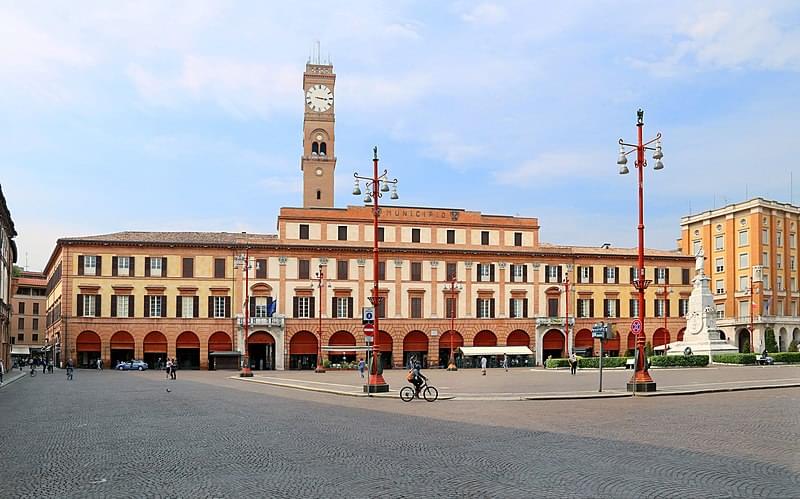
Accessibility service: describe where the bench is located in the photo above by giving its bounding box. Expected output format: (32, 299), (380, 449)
(625, 359), (635, 370)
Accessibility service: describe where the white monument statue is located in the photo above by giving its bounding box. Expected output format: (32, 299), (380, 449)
(667, 244), (738, 357)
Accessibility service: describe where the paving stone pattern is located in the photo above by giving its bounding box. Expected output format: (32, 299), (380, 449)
(1, 371), (798, 498)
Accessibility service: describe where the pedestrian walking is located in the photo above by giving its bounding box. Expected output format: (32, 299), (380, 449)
(569, 351), (578, 375)
(165, 359), (172, 379)
(480, 356), (487, 376)
(502, 354), (509, 372)
(66, 358), (74, 380)
(1, 359), (5, 385)
(43, 359), (47, 374)
(358, 358), (365, 378)
(170, 358), (177, 380)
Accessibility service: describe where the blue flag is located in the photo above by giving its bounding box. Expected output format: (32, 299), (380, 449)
(267, 299), (277, 317)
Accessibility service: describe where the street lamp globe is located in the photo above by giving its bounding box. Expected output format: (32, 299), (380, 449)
(380, 182), (390, 193)
(352, 179), (361, 196)
(617, 145), (628, 165)
(390, 184), (399, 200)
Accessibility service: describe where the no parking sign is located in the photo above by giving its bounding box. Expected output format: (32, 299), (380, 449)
(631, 319), (642, 334)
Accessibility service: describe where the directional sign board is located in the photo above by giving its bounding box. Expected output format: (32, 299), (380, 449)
(631, 319), (642, 334)
(592, 323), (608, 339)
(363, 323), (375, 337)
(362, 307), (375, 324)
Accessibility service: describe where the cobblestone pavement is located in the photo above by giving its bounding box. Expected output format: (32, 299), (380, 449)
(1, 370), (798, 498)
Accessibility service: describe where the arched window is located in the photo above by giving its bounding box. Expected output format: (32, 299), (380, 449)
(311, 142), (319, 154)
(320, 142), (327, 155)
(316, 190), (321, 200)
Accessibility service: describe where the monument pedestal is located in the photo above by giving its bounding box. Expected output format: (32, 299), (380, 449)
(627, 381), (657, 393)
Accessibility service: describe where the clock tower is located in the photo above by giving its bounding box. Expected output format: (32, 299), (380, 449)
(301, 51), (336, 208)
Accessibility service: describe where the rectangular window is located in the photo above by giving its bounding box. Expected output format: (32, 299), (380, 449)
(715, 235), (724, 251)
(376, 296), (386, 319)
(84, 295), (96, 317)
(739, 275), (748, 292)
(739, 253), (749, 268)
(607, 299), (618, 318)
(738, 300), (749, 317)
(514, 232), (522, 247)
(778, 276), (783, 291)
(411, 262), (422, 281)
(150, 296), (162, 317)
(792, 277), (797, 292)
(446, 230), (455, 244)
(716, 304), (725, 319)
(18, 317), (24, 330)
(335, 297), (349, 319)
(412, 228), (421, 243)
(777, 254), (783, 269)
(715, 258), (724, 272)
(256, 259), (267, 279)
(630, 299), (639, 318)
(580, 266), (591, 284)
(337, 260), (349, 280)
(478, 298), (491, 318)
(212, 258), (224, 278)
(298, 259), (310, 280)
(510, 298), (524, 318)
(762, 252), (769, 267)
(480, 264), (491, 281)
(548, 298), (559, 317)
(150, 257), (162, 277)
(682, 268), (691, 285)
(338, 226), (347, 241)
(213, 296), (226, 318)
(182, 257), (194, 278)
(655, 299), (665, 318)
(445, 297), (457, 319)
(791, 256), (796, 271)
(377, 227), (384, 242)
(299, 224), (309, 240)
(791, 233), (796, 249)
(512, 264), (524, 282)
(656, 267), (667, 284)
(446, 262), (457, 281)
(182, 296), (194, 318)
(410, 297), (423, 318)
(715, 280), (725, 294)
(605, 267), (617, 282)
(33, 303), (39, 314)
(481, 231), (489, 245)
(739, 230), (748, 246)
(84, 255), (97, 276)
(548, 266), (559, 281)
(18, 302), (24, 314)
(32, 334), (38, 342)
(762, 228), (769, 244)
(117, 256), (130, 276)
(117, 295), (130, 318)
(777, 231), (783, 246)
(679, 299), (689, 317)
(296, 297), (311, 318)
(17, 333), (23, 342)
(378, 261), (386, 281)
(578, 299), (591, 318)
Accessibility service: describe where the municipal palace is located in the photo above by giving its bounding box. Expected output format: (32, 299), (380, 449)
(8, 57), (794, 372)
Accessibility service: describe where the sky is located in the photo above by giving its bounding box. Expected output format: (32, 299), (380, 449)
(1, 0), (799, 272)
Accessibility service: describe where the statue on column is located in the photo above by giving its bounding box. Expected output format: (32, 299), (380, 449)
(695, 246), (705, 274)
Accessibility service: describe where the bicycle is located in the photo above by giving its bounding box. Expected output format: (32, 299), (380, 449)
(400, 379), (438, 402)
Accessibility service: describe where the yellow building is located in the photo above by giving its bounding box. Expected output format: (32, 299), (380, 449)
(679, 198), (800, 351)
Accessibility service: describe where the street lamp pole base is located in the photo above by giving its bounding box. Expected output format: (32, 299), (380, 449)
(626, 381), (656, 393)
(363, 383), (390, 393)
(315, 367), (326, 373)
(447, 364), (458, 371)
(239, 367), (253, 378)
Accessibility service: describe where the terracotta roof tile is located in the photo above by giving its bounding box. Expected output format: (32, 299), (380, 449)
(61, 231), (278, 246)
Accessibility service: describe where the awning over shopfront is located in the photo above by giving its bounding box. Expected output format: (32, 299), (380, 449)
(458, 346), (533, 357)
(11, 346), (30, 355)
(208, 351), (242, 357)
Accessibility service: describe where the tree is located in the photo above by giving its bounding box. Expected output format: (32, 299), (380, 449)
(788, 340), (798, 353)
(764, 329), (779, 353)
(645, 341), (654, 357)
(12, 265), (23, 277)
(741, 338), (750, 353)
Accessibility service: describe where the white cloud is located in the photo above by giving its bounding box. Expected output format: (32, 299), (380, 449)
(258, 176), (302, 194)
(461, 3), (507, 25)
(493, 152), (599, 186)
(420, 132), (487, 165)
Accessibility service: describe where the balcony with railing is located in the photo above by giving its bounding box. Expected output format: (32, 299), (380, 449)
(236, 316), (285, 328)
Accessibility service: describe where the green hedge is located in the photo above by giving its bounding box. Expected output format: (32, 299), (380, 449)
(545, 358), (570, 368)
(578, 357), (630, 368)
(712, 353), (756, 364)
(772, 352), (800, 363)
(649, 355), (709, 367)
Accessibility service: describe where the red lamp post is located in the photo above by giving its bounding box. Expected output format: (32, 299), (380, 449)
(563, 271), (571, 357)
(354, 146), (398, 394)
(748, 270), (763, 353)
(617, 108), (664, 393)
(314, 264), (327, 373)
(237, 240), (253, 378)
(446, 274), (462, 371)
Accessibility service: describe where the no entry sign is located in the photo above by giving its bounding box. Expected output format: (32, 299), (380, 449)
(363, 323), (375, 336)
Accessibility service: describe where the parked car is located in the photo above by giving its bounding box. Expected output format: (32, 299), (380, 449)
(117, 360), (148, 371)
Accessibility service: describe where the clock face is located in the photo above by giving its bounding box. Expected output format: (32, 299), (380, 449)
(315, 167), (324, 177)
(305, 84), (333, 112)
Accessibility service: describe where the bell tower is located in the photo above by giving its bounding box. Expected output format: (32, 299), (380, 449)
(301, 45), (336, 208)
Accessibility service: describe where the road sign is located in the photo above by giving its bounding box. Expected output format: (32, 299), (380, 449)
(592, 323), (608, 339)
(362, 307), (375, 324)
(365, 335), (374, 344)
(631, 319), (642, 334)
(363, 323), (375, 336)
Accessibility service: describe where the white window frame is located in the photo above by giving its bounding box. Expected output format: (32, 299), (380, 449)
(792, 277), (797, 292)
(739, 301), (749, 317)
(150, 257), (162, 277)
(777, 254), (783, 269)
(715, 258), (724, 272)
(84, 255), (97, 276)
(512, 264), (524, 281)
(791, 256), (796, 271)
(297, 297), (311, 319)
(336, 297), (348, 319)
(213, 296), (226, 318)
(605, 267), (616, 282)
(791, 233), (796, 249)
(607, 299), (618, 318)
(739, 276), (748, 292)
(578, 299), (591, 318)
(715, 280), (725, 294)
(630, 300), (639, 318)
(762, 252), (769, 267)
(655, 267), (667, 284)
(762, 228), (769, 245)
(254, 297), (268, 318)
(83, 295), (96, 317)
(117, 295), (130, 317)
(580, 266), (590, 283)
(182, 297), (194, 318)
(777, 276), (783, 291)
(117, 256), (130, 276)
(739, 253), (749, 269)
(716, 304), (725, 319)
(714, 235), (724, 251)
(480, 264), (491, 281)
(777, 231), (783, 246)
(548, 265), (559, 281)
(150, 296), (162, 317)
(511, 298), (524, 318)
(679, 299), (689, 317)
(738, 230), (748, 246)
(478, 299), (491, 319)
